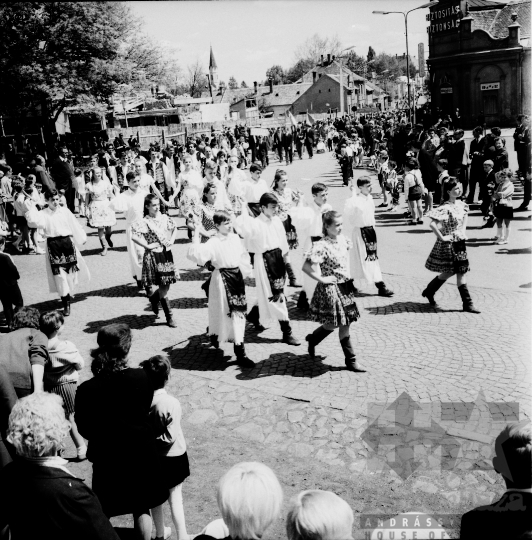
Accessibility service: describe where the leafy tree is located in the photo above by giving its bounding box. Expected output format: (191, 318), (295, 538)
(284, 58), (315, 83)
(367, 46), (376, 63)
(228, 76), (238, 89)
(294, 33), (342, 64)
(240, 81), (248, 88)
(345, 51), (367, 77)
(265, 65), (285, 84)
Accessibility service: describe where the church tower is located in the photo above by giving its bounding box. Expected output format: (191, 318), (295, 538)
(209, 46), (219, 94)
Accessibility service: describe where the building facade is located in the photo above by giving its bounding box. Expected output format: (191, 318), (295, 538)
(427, 0), (530, 128)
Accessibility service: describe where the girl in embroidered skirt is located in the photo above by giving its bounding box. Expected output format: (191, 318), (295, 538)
(422, 179), (480, 313)
(303, 211), (365, 373)
(271, 169), (303, 287)
(86, 167), (116, 256)
(25, 189), (90, 316)
(187, 210), (254, 367)
(132, 194), (179, 328)
(492, 168), (515, 245)
(178, 155), (204, 239)
(203, 160), (232, 212)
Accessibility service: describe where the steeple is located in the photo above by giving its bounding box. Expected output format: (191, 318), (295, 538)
(209, 45), (219, 94)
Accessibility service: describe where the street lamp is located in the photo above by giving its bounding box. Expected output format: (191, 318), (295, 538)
(338, 45), (355, 116)
(373, 1), (438, 122)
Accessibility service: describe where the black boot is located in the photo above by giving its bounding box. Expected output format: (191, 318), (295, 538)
(160, 297), (177, 327)
(422, 277), (446, 306)
(201, 275), (211, 298)
(246, 305), (265, 331)
(105, 230), (113, 248)
(61, 295), (71, 317)
(135, 279), (143, 292)
(306, 326), (333, 358)
(285, 262), (302, 287)
(234, 343), (255, 368)
(210, 334), (219, 349)
(297, 290), (310, 311)
(458, 284), (481, 314)
(149, 290), (160, 317)
(280, 320), (300, 346)
(340, 336), (366, 372)
(481, 217), (495, 229)
(375, 281), (394, 297)
(144, 284), (153, 297)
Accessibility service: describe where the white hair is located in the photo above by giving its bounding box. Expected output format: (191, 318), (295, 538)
(217, 462), (283, 540)
(286, 490), (354, 540)
(7, 392), (70, 458)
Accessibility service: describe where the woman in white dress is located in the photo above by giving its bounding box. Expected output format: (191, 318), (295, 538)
(226, 156), (247, 216)
(25, 189), (90, 316)
(187, 210), (254, 367)
(178, 155), (204, 238)
(86, 167), (116, 256)
(110, 171), (149, 293)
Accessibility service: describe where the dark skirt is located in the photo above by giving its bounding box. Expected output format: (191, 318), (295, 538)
(159, 452), (190, 490)
(425, 239), (470, 274)
(142, 249), (179, 286)
(92, 457), (168, 517)
(493, 203), (514, 220)
(282, 215), (298, 249)
(310, 280), (360, 327)
(48, 382), (77, 417)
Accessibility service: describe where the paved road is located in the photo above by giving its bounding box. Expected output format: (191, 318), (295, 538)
(4, 149), (531, 538)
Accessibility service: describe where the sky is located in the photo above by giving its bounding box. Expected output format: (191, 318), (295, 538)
(130, 0), (432, 85)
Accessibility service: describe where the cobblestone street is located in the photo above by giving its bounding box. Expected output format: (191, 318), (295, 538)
(7, 150), (531, 539)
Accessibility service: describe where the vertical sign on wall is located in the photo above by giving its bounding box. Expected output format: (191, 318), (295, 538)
(418, 43), (425, 77)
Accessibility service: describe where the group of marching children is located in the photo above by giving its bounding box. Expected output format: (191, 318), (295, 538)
(186, 163), (396, 373)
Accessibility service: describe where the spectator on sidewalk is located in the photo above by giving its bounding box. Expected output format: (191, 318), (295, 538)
(0, 236), (23, 330)
(0, 392), (120, 540)
(460, 422), (532, 540)
(50, 147), (76, 212)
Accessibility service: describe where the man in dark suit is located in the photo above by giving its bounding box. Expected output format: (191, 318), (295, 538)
(282, 128), (294, 165)
(468, 126), (486, 204)
(460, 423), (532, 540)
(273, 128), (283, 163)
(448, 129), (468, 195)
(31, 155), (55, 192)
(513, 115), (530, 181)
(304, 126), (315, 159)
(50, 147), (75, 212)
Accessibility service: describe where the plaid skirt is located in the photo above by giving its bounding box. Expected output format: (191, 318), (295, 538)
(425, 239), (470, 274)
(310, 281), (360, 327)
(142, 249), (179, 286)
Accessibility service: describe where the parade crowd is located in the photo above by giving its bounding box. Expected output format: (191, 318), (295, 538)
(0, 110), (531, 540)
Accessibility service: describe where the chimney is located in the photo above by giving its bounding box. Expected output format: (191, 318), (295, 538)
(312, 71), (317, 83)
(269, 78), (273, 93)
(254, 81), (258, 94)
(327, 53), (331, 64)
(320, 54), (324, 66)
(508, 12), (520, 46)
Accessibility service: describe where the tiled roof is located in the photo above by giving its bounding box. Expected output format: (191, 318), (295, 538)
(214, 83), (312, 107)
(468, 0), (507, 10)
(299, 61), (366, 84)
(471, 0), (531, 39)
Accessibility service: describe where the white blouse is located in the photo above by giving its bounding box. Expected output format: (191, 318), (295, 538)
(110, 190), (146, 227)
(187, 233), (252, 276)
(179, 169), (204, 196)
(290, 201), (332, 238)
(343, 192), (376, 229)
(235, 212), (289, 256)
(25, 205), (87, 245)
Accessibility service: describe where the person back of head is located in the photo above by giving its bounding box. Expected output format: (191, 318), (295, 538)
(7, 392), (70, 457)
(286, 490), (354, 540)
(217, 462), (283, 540)
(39, 310), (64, 339)
(493, 423), (532, 488)
(12, 306), (40, 331)
(405, 157), (419, 171)
(140, 355), (171, 391)
(90, 323), (132, 376)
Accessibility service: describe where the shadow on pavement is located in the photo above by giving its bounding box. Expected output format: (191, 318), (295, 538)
(164, 334), (229, 372)
(177, 268), (209, 281)
(169, 297), (208, 310)
(84, 313), (155, 333)
(395, 229), (432, 234)
(364, 301), (460, 315)
(81, 246), (127, 256)
(495, 246), (532, 255)
(519, 282), (531, 288)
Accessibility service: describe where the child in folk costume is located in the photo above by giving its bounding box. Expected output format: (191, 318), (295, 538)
(73, 168), (87, 217)
(25, 189), (90, 317)
(289, 182), (332, 311)
(234, 192), (300, 346)
(302, 211), (365, 372)
(387, 161), (401, 211)
(422, 179), (480, 313)
(86, 167), (116, 256)
(187, 210), (255, 367)
(132, 194), (180, 327)
(271, 169), (303, 287)
(229, 163), (269, 218)
(225, 155), (247, 216)
(178, 155), (204, 239)
(343, 177), (394, 297)
(492, 168), (515, 245)
(146, 151), (178, 215)
(188, 183), (219, 244)
(110, 172), (151, 294)
(203, 160), (232, 212)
